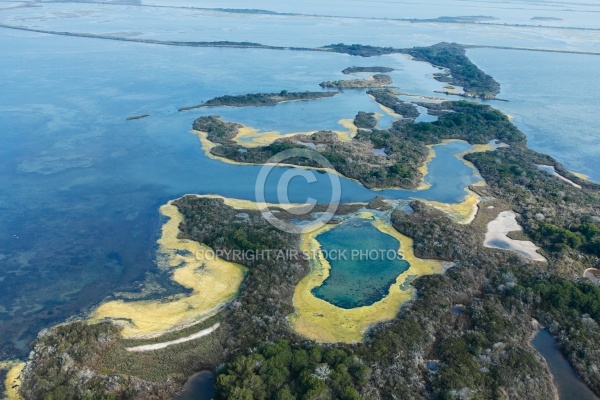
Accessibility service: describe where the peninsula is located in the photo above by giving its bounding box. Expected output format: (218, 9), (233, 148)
(178, 91), (337, 111)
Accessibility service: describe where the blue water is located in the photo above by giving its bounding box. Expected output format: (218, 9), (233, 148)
(1, 0), (599, 364)
(0, 30), (479, 358)
(312, 219), (409, 308)
(175, 371), (215, 400)
(531, 330), (598, 400)
(467, 48), (600, 182)
(3, 1), (600, 51)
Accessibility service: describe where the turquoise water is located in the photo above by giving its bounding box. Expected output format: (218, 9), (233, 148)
(312, 219), (409, 308)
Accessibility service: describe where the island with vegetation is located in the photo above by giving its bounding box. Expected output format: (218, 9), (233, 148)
(5, 44), (600, 400)
(403, 43), (501, 99)
(325, 42), (500, 99)
(320, 74), (392, 89)
(178, 91), (337, 111)
(190, 99), (523, 190)
(353, 111), (378, 129)
(126, 114), (149, 121)
(367, 88), (420, 118)
(342, 66), (395, 74)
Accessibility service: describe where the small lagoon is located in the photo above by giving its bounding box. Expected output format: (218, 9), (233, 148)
(312, 219), (409, 308)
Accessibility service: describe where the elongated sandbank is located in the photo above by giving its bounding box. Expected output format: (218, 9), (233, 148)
(484, 210), (546, 262)
(1, 361), (24, 400)
(584, 268), (600, 285)
(91, 202), (246, 339)
(416, 146), (436, 191)
(126, 323), (221, 352)
(289, 212), (443, 343)
(368, 94), (402, 119)
(537, 165), (582, 189)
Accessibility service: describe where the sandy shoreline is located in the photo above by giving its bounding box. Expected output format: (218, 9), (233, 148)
(91, 202), (246, 339)
(537, 164), (582, 189)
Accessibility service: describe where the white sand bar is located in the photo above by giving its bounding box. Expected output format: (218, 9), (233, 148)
(484, 211), (547, 262)
(537, 165), (582, 189)
(584, 268), (600, 285)
(126, 323), (220, 352)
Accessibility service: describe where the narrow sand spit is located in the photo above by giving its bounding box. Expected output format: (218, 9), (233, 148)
(484, 210), (547, 262)
(537, 165), (582, 189)
(126, 323), (220, 352)
(584, 268), (600, 285)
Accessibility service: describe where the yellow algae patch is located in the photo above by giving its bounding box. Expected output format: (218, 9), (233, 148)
(1, 361), (25, 400)
(191, 130), (275, 167)
(571, 171), (589, 181)
(193, 117), (357, 154)
(454, 140), (497, 162)
(423, 191), (481, 225)
(230, 119), (358, 147)
(91, 202), (246, 339)
(335, 118), (358, 142)
(417, 145), (436, 191)
(233, 126), (315, 148)
(289, 214), (443, 343)
(192, 194), (323, 213)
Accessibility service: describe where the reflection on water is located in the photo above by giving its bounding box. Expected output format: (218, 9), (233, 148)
(531, 330), (598, 400)
(175, 371), (215, 400)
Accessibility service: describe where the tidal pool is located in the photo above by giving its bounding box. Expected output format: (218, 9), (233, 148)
(311, 219), (409, 308)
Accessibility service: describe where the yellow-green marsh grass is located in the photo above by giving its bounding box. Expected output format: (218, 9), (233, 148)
(1, 361), (24, 400)
(289, 213), (443, 343)
(91, 202), (246, 339)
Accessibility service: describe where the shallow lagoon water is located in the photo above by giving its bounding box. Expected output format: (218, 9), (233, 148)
(1, 0), (599, 363)
(467, 48), (600, 182)
(312, 219), (409, 308)
(0, 30), (480, 357)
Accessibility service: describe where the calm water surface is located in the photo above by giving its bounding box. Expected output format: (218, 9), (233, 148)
(0, 31), (478, 357)
(531, 330), (598, 400)
(1, 1), (599, 364)
(312, 219), (409, 308)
